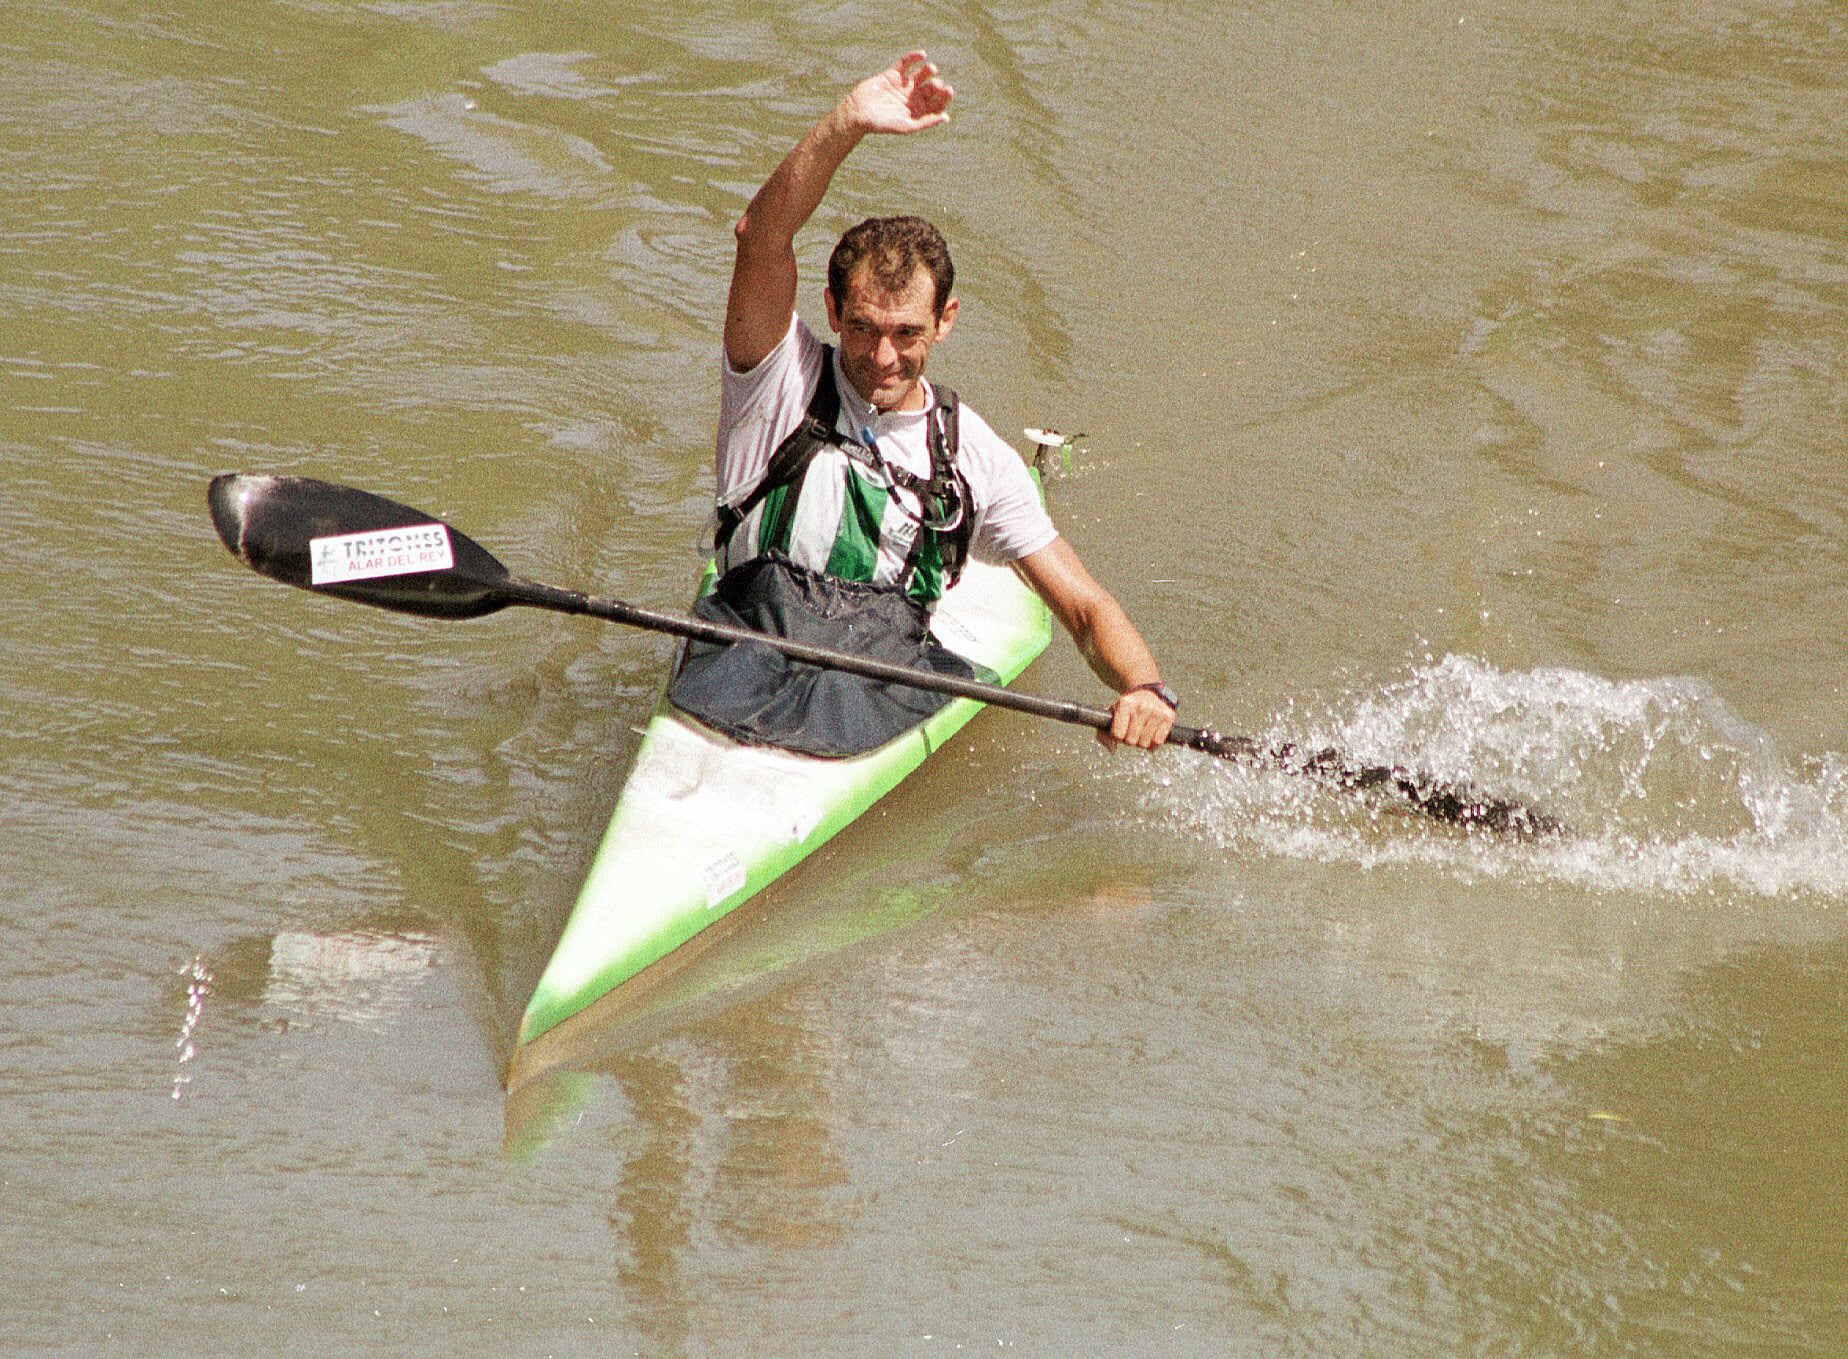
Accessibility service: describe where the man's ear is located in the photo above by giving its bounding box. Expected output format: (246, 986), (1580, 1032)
(823, 287), (841, 334)
(934, 295), (959, 341)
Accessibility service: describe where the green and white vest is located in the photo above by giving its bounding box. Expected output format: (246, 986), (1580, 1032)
(713, 347), (972, 606)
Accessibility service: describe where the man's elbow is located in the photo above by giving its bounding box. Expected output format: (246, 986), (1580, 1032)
(733, 210), (794, 257)
(1054, 594), (1110, 655)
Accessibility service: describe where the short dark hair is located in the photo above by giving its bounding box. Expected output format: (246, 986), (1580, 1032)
(828, 216), (955, 318)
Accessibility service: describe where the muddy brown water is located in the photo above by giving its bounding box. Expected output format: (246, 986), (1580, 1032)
(4, 3), (1843, 1355)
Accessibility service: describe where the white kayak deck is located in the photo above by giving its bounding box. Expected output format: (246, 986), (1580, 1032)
(515, 547), (1052, 1050)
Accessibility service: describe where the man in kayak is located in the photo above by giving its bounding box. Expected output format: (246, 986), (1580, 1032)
(669, 50), (1176, 756)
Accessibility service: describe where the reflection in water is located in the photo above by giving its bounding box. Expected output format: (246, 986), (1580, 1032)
(184, 925), (441, 1036)
(608, 1050), (698, 1358)
(504, 877), (951, 1349)
(703, 1011), (850, 1250)
(601, 1009), (851, 1353)
(264, 929), (439, 1034)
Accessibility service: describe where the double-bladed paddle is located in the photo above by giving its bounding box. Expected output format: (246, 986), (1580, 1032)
(207, 473), (1561, 836)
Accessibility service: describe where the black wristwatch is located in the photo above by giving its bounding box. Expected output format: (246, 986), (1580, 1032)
(1126, 680), (1179, 712)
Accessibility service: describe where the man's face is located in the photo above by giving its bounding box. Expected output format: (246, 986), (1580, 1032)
(825, 264), (958, 412)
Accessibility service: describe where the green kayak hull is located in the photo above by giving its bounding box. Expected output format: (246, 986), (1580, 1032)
(515, 547), (1052, 1052)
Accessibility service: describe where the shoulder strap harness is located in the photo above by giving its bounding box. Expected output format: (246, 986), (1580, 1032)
(715, 347), (973, 594)
(713, 349), (845, 553)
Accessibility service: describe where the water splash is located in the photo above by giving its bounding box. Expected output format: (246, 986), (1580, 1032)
(1160, 656), (1848, 900)
(172, 956), (213, 1102)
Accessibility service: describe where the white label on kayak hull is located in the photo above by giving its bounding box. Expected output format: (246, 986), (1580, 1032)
(701, 852), (747, 909)
(309, 524), (454, 585)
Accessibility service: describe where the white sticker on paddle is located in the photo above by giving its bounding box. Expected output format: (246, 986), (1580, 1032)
(309, 524), (454, 586)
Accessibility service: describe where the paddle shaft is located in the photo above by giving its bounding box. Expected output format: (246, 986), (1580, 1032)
(507, 575), (1558, 831)
(503, 576), (1239, 755)
(205, 473), (1558, 832)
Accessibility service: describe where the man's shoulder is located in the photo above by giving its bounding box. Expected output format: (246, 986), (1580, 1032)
(718, 315), (829, 444)
(941, 392), (997, 438)
(942, 395), (1055, 545)
(725, 312), (824, 391)
(717, 315), (832, 500)
(940, 397), (1024, 477)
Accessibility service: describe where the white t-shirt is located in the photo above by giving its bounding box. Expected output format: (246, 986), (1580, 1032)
(715, 315), (1058, 566)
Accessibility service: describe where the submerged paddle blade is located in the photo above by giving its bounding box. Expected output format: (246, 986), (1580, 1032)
(1181, 729), (1564, 837)
(207, 473), (515, 619)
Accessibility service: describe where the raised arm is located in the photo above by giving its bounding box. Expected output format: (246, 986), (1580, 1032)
(724, 52), (954, 372)
(1015, 538), (1177, 751)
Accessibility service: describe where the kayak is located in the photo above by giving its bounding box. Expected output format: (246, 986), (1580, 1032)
(513, 537), (1052, 1053)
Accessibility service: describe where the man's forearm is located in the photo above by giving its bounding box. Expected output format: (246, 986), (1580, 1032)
(1071, 596), (1162, 695)
(724, 101), (863, 370)
(1045, 569), (1174, 751)
(755, 51), (950, 239)
(1017, 539), (1160, 693)
(735, 101), (865, 257)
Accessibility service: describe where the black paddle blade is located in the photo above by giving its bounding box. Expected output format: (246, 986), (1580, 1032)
(207, 473), (515, 619)
(1346, 761), (1565, 837)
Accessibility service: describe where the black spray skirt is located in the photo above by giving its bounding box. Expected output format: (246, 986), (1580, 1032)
(665, 552), (993, 758)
